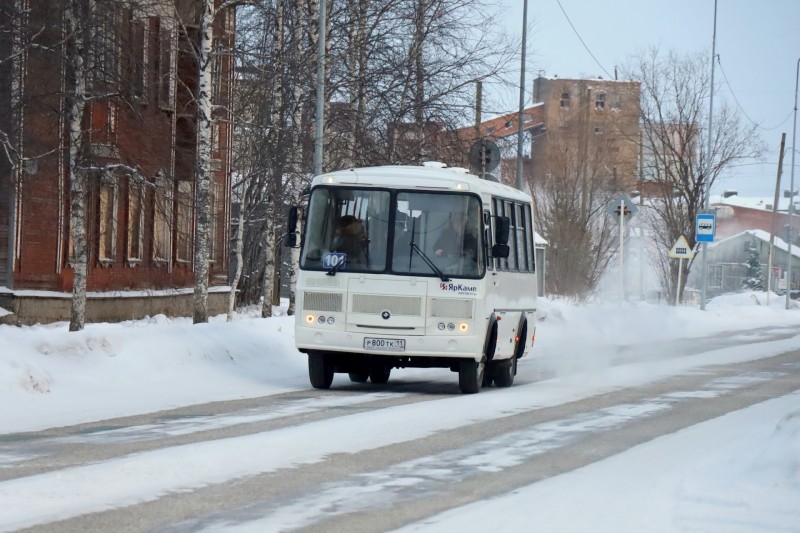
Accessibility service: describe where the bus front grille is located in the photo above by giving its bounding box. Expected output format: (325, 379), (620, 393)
(352, 294), (423, 316)
(431, 298), (474, 319)
(303, 291), (344, 312)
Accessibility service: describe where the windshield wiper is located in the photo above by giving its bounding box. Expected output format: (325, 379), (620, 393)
(410, 242), (450, 282)
(326, 256), (346, 276)
(407, 215), (449, 282)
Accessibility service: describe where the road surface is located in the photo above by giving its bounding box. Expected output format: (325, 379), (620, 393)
(2, 324), (799, 532)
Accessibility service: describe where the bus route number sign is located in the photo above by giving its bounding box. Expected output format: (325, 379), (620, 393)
(322, 252), (347, 269)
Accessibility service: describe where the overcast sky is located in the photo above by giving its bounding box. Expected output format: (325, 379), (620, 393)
(493, 0), (799, 197)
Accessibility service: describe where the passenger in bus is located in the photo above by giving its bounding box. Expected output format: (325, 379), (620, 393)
(332, 215), (368, 266)
(434, 212), (477, 261)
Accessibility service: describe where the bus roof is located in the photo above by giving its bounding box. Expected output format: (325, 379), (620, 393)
(310, 164), (532, 203)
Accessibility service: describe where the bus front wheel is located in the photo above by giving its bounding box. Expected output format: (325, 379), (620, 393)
(309, 351), (334, 389)
(458, 358), (485, 394)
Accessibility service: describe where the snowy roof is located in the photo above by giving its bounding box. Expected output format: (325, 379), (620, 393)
(712, 194), (799, 212)
(539, 75), (638, 84)
(709, 229), (800, 258)
(534, 232), (548, 246)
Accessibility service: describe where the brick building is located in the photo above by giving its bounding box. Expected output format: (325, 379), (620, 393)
(0, 0), (235, 323)
(531, 76), (641, 190)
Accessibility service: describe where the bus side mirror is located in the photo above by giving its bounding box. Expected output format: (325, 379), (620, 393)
(492, 243), (510, 258)
(494, 216), (510, 245)
(284, 205), (299, 248)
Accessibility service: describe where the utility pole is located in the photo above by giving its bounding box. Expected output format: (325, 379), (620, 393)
(767, 133), (786, 305)
(314, 0), (326, 176)
(786, 57), (799, 310)
(475, 80), (485, 178)
(475, 80), (482, 130)
(700, 0), (718, 311)
(515, 0), (529, 191)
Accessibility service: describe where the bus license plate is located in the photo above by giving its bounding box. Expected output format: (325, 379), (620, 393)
(363, 337), (405, 352)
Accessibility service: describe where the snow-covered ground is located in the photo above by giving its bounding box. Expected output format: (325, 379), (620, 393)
(1, 292), (798, 532)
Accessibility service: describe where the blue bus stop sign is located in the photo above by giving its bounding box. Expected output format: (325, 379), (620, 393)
(696, 213), (716, 243)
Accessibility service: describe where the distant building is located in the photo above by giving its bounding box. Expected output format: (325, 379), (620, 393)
(531, 76), (641, 190)
(712, 191), (800, 244)
(689, 229), (800, 297)
(0, 1), (235, 324)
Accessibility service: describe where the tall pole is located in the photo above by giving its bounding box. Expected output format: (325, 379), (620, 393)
(515, 0), (528, 191)
(314, 0), (326, 176)
(619, 198), (625, 301)
(700, 0), (718, 311)
(786, 57), (799, 309)
(767, 133), (787, 305)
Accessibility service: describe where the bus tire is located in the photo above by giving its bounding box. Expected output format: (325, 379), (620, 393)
(482, 368), (494, 388)
(349, 372), (369, 383)
(493, 357), (516, 387)
(515, 320), (528, 360)
(369, 364), (391, 384)
(309, 351), (334, 389)
(459, 358), (485, 394)
(480, 322), (498, 387)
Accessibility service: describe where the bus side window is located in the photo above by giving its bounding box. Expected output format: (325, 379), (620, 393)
(483, 210), (493, 271)
(505, 200), (518, 271)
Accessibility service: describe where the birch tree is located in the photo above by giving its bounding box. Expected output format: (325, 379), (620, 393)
(63, 0), (90, 331)
(62, 0), (154, 330)
(177, 0), (255, 324)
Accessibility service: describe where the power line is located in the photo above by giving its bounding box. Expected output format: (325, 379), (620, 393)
(554, 0), (613, 79)
(716, 55), (794, 131)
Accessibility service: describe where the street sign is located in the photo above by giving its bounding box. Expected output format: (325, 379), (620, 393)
(606, 194), (639, 224)
(468, 139), (501, 173)
(669, 235), (694, 305)
(696, 213), (716, 243)
(668, 235), (694, 259)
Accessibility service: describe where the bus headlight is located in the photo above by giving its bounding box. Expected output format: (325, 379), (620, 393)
(447, 322), (455, 331)
(327, 316), (335, 325)
(438, 322), (446, 331)
(459, 323), (468, 332)
(306, 314), (315, 323)
(318, 316), (326, 324)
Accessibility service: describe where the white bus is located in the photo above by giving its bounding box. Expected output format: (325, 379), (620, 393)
(290, 163), (538, 393)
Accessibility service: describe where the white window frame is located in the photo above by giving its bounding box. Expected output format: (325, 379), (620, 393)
(98, 173), (118, 265)
(158, 24), (175, 111)
(127, 177), (144, 264)
(153, 172), (173, 264)
(176, 181), (193, 263)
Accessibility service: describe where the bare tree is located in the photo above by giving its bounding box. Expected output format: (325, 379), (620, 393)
(529, 98), (624, 299)
(227, 0), (516, 316)
(62, 0), (151, 330)
(626, 49), (764, 303)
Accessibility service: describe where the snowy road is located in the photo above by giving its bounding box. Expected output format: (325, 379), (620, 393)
(1, 323), (799, 532)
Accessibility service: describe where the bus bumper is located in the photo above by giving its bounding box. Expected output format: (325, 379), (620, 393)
(295, 326), (484, 361)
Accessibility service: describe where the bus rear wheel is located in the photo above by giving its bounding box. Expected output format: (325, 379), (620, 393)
(348, 372), (369, 383)
(493, 357), (516, 387)
(308, 351), (334, 389)
(369, 364), (391, 384)
(458, 358), (485, 394)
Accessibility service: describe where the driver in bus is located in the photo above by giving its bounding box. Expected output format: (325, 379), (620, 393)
(434, 211), (477, 262)
(332, 215), (368, 266)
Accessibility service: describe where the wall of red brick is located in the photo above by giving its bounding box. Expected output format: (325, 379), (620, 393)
(11, 1), (231, 295)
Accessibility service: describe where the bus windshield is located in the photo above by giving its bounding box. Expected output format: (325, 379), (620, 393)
(300, 187), (484, 278)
